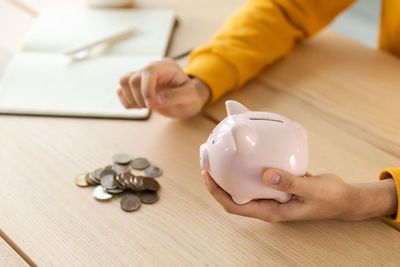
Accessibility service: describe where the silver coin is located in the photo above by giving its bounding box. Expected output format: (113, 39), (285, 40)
(120, 195), (141, 212)
(144, 166), (162, 178)
(140, 191), (159, 204)
(117, 190), (140, 199)
(93, 185), (113, 201)
(112, 153), (132, 165)
(85, 173), (97, 185)
(131, 157), (150, 170)
(142, 177), (160, 191)
(93, 168), (103, 179)
(112, 164), (131, 174)
(100, 175), (117, 190)
(105, 188), (125, 194)
(87, 173), (100, 185)
(90, 168), (103, 184)
(114, 174), (126, 189)
(100, 169), (117, 178)
(134, 176), (146, 191)
(127, 176), (141, 192)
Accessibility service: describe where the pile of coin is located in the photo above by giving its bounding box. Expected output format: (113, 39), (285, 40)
(75, 153), (162, 212)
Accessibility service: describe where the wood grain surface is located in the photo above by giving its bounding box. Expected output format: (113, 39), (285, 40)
(1, 0), (400, 265)
(256, 31), (400, 158)
(0, 114), (400, 266)
(0, 234), (28, 266)
(0, 1), (34, 79)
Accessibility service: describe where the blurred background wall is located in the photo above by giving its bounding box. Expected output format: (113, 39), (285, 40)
(330, 0), (380, 48)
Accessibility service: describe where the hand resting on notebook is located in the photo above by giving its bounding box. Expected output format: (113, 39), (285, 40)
(117, 58), (211, 118)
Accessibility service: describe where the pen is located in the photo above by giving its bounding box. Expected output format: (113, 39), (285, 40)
(64, 28), (135, 57)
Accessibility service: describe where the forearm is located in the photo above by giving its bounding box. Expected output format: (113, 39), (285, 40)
(347, 179), (398, 221)
(185, 0), (355, 103)
(186, 0), (302, 103)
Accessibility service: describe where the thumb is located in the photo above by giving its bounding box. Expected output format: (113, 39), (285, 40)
(155, 83), (195, 107)
(263, 168), (308, 196)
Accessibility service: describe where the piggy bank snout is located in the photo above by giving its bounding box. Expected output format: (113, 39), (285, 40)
(200, 144), (210, 171)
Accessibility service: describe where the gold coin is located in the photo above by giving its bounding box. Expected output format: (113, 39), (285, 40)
(75, 173), (89, 187)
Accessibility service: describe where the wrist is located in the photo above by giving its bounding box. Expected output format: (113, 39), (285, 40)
(346, 179), (397, 220)
(191, 77), (211, 107)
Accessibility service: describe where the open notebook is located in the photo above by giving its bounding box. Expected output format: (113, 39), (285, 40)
(0, 8), (176, 119)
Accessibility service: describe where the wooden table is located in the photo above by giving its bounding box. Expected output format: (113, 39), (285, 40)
(0, 233), (28, 266)
(1, 0), (400, 265)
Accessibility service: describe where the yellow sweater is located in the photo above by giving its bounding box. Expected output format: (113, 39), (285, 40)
(185, 0), (400, 221)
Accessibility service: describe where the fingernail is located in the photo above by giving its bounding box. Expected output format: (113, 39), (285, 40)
(270, 173), (281, 184)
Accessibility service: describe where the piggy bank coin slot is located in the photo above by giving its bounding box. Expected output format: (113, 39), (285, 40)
(249, 118), (283, 123)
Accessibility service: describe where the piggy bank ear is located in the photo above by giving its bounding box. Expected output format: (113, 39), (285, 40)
(231, 124), (258, 153)
(226, 100), (249, 116)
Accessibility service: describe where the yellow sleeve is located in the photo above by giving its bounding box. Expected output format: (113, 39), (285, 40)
(379, 168), (400, 222)
(378, 0), (400, 57)
(185, 0), (355, 103)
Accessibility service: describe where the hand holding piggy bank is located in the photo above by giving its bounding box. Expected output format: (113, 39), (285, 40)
(200, 101), (308, 204)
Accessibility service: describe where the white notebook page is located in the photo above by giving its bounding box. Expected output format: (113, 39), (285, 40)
(0, 53), (160, 118)
(0, 8), (176, 119)
(23, 8), (176, 57)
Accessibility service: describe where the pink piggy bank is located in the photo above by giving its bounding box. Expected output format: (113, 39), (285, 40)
(200, 100), (308, 204)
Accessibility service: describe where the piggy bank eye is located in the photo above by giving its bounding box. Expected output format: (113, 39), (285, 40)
(212, 140), (215, 144)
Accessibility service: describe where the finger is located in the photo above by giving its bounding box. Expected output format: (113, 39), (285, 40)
(141, 59), (188, 108)
(262, 168), (311, 197)
(119, 73), (132, 89)
(120, 75), (136, 106)
(118, 88), (140, 109)
(141, 67), (158, 107)
(117, 89), (131, 109)
(129, 74), (146, 108)
(155, 83), (194, 108)
(119, 73), (134, 92)
(202, 171), (236, 210)
(202, 171), (281, 221)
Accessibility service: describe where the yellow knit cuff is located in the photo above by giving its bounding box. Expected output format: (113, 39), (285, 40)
(379, 168), (400, 222)
(184, 52), (238, 104)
